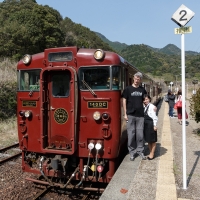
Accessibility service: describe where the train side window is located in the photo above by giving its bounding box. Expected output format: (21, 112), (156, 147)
(18, 70), (41, 91)
(52, 71), (71, 97)
(112, 66), (121, 90)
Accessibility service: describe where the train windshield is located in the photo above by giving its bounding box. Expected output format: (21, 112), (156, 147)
(18, 69), (41, 91)
(79, 66), (121, 90)
(79, 66), (110, 90)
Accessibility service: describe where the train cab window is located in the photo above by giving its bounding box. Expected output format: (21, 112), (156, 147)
(52, 71), (71, 97)
(112, 66), (121, 90)
(18, 69), (41, 91)
(79, 66), (110, 90)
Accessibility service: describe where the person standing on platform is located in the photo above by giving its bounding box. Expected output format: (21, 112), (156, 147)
(176, 89), (188, 125)
(143, 94), (158, 160)
(167, 89), (175, 118)
(122, 72), (147, 161)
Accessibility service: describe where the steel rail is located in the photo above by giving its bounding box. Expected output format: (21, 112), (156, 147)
(33, 186), (51, 200)
(25, 177), (105, 192)
(0, 143), (19, 153)
(0, 152), (21, 165)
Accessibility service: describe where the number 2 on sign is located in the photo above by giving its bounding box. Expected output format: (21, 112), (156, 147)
(179, 10), (187, 21)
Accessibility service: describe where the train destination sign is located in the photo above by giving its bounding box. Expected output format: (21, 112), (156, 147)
(88, 101), (108, 109)
(174, 26), (192, 34)
(171, 4), (195, 27)
(22, 101), (37, 107)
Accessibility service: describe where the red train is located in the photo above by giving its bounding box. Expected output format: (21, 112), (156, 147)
(17, 47), (161, 188)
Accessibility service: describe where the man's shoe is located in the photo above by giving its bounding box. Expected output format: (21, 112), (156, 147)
(130, 157), (135, 161)
(130, 154), (136, 161)
(139, 153), (146, 160)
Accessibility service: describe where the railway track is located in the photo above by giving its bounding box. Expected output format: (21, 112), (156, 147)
(30, 177), (105, 199)
(0, 143), (21, 165)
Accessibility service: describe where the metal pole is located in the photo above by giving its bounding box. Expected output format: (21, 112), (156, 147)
(181, 33), (187, 189)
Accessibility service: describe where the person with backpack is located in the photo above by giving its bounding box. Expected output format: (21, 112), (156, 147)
(176, 89), (188, 125)
(167, 89), (175, 118)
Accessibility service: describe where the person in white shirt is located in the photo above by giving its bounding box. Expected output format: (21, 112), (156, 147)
(143, 94), (158, 160)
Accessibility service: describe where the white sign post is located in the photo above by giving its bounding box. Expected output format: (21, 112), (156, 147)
(171, 4), (195, 190)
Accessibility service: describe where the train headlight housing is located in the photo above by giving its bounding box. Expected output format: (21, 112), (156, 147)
(102, 113), (110, 121)
(24, 110), (32, 118)
(93, 111), (101, 120)
(94, 49), (105, 60)
(19, 111), (25, 117)
(22, 54), (32, 65)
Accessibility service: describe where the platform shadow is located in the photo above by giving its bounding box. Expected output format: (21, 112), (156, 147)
(187, 151), (200, 186)
(144, 142), (167, 159)
(156, 143), (167, 158)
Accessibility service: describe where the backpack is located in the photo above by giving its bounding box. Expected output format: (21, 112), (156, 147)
(164, 95), (169, 102)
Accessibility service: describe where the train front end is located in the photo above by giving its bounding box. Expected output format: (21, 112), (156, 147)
(17, 47), (125, 187)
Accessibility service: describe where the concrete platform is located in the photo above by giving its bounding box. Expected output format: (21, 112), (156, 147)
(100, 155), (141, 200)
(100, 100), (182, 200)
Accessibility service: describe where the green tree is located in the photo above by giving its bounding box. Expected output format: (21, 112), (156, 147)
(0, 0), (64, 60)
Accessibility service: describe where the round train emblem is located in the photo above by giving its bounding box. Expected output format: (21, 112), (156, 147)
(54, 108), (68, 124)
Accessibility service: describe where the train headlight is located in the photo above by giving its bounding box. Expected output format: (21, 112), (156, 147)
(95, 143), (102, 150)
(94, 49), (105, 60)
(88, 143), (94, 150)
(24, 110), (32, 118)
(93, 111), (101, 120)
(22, 54), (32, 65)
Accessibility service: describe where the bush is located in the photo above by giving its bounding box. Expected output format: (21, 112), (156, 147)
(0, 81), (17, 120)
(189, 88), (200, 123)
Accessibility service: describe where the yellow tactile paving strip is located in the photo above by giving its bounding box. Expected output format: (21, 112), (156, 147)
(155, 102), (178, 200)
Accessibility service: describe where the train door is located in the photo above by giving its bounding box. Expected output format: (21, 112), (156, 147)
(41, 68), (78, 154)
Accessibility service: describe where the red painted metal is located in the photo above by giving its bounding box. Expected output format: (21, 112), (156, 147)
(17, 46), (161, 186)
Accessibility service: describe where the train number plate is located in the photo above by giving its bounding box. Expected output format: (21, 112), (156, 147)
(22, 101), (37, 107)
(88, 101), (108, 109)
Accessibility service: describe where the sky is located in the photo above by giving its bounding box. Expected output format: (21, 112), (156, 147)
(1, 0), (200, 52)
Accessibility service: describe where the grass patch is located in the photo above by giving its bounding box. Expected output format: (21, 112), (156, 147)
(193, 128), (200, 136)
(173, 163), (181, 175)
(0, 117), (18, 147)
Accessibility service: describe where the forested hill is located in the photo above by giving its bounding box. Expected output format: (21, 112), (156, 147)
(120, 44), (200, 79)
(95, 32), (128, 52)
(95, 33), (200, 80)
(0, 0), (200, 81)
(0, 0), (113, 60)
(95, 32), (199, 56)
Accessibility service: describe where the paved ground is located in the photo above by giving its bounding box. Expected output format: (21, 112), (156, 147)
(101, 97), (200, 200)
(171, 97), (200, 200)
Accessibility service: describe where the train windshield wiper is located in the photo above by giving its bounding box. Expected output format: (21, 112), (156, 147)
(82, 80), (97, 97)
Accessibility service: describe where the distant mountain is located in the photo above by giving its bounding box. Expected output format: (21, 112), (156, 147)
(94, 32), (128, 52)
(95, 32), (199, 56)
(147, 44), (199, 56)
(94, 32), (200, 79)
